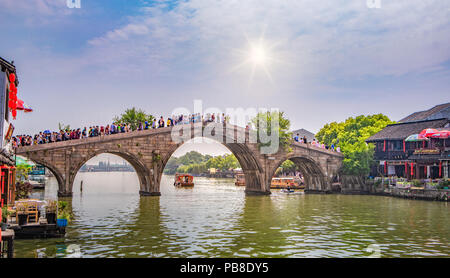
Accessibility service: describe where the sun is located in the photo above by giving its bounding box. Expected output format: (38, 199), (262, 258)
(230, 34), (280, 86)
(249, 44), (267, 66)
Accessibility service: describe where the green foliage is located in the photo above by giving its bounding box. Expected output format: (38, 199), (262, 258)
(57, 201), (72, 223)
(251, 111), (292, 152)
(2, 207), (11, 223)
(113, 107), (154, 130)
(438, 179), (450, 187)
(58, 122), (70, 131)
(15, 164), (33, 200)
(316, 114), (395, 176)
(275, 160), (299, 176)
(411, 179), (424, 187)
(164, 151), (240, 174)
(16, 164), (31, 181)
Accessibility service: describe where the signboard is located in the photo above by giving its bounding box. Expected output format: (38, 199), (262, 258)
(4, 123), (13, 141)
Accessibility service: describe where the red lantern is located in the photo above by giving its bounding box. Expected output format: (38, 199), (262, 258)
(439, 162), (442, 178)
(9, 82), (16, 92)
(411, 163), (414, 176)
(12, 109), (17, 119)
(9, 73), (15, 83)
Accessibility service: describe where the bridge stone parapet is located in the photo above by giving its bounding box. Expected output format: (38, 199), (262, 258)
(16, 124), (343, 197)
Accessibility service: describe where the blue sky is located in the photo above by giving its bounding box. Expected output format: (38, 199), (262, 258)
(1, 0), (449, 143)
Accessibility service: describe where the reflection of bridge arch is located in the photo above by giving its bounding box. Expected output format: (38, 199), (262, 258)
(16, 123), (343, 197)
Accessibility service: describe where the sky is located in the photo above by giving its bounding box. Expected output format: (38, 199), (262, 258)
(1, 0), (450, 159)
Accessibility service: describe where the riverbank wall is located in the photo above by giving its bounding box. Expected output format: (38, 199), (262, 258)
(334, 175), (450, 202)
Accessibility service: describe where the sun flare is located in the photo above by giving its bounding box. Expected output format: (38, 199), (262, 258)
(250, 45), (267, 66)
(230, 33), (281, 86)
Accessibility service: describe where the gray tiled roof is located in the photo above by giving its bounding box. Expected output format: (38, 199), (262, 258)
(366, 118), (449, 142)
(399, 102), (450, 122)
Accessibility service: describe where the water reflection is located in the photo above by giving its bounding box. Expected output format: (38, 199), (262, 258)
(13, 172), (450, 258)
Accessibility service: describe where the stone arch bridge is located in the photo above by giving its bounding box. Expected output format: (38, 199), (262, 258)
(16, 123), (343, 197)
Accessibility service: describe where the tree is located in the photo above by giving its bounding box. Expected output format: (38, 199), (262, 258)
(113, 107), (154, 130)
(58, 122), (70, 131)
(15, 164), (33, 200)
(315, 114), (395, 176)
(251, 111), (292, 153)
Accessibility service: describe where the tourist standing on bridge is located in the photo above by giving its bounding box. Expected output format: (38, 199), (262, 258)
(159, 116), (164, 128)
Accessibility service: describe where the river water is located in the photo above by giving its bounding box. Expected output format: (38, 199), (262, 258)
(14, 172), (450, 258)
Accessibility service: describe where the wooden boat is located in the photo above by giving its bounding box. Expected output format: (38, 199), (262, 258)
(270, 177), (305, 189)
(235, 173), (245, 186)
(174, 174), (194, 187)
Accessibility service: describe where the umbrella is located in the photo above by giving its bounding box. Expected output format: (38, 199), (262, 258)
(16, 99), (33, 113)
(405, 134), (428, 142)
(419, 128), (439, 138)
(43, 130), (51, 134)
(15, 156), (35, 167)
(430, 130), (450, 139)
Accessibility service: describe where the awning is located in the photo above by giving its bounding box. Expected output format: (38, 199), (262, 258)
(430, 130), (450, 139)
(405, 134), (428, 142)
(16, 99), (33, 112)
(419, 128), (439, 138)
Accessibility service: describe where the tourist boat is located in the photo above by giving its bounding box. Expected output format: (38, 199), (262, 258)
(270, 177), (305, 189)
(174, 174), (194, 187)
(235, 173), (245, 186)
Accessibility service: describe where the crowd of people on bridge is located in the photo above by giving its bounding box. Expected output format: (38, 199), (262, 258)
(12, 113), (340, 153)
(12, 113), (231, 149)
(293, 133), (341, 152)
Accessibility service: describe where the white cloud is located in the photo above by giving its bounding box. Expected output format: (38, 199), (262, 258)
(81, 0), (450, 81)
(0, 0), (69, 15)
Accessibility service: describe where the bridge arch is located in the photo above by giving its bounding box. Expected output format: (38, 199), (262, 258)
(69, 149), (152, 195)
(268, 154), (329, 192)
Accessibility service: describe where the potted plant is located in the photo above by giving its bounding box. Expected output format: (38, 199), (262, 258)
(45, 200), (57, 224)
(16, 203), (28, 226)
(1, 207), (10, 231)
(57, 211), (69, 227)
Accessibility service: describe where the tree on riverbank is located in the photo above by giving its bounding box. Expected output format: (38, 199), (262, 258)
(315, 114), (394, 176)
(164, 151), (240, 174)
(113, 107), (154, 130)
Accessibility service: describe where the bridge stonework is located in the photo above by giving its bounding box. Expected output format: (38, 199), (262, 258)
(16, 124), (343, 197)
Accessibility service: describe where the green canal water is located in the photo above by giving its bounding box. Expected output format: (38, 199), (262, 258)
(14, 172), (450, 258)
